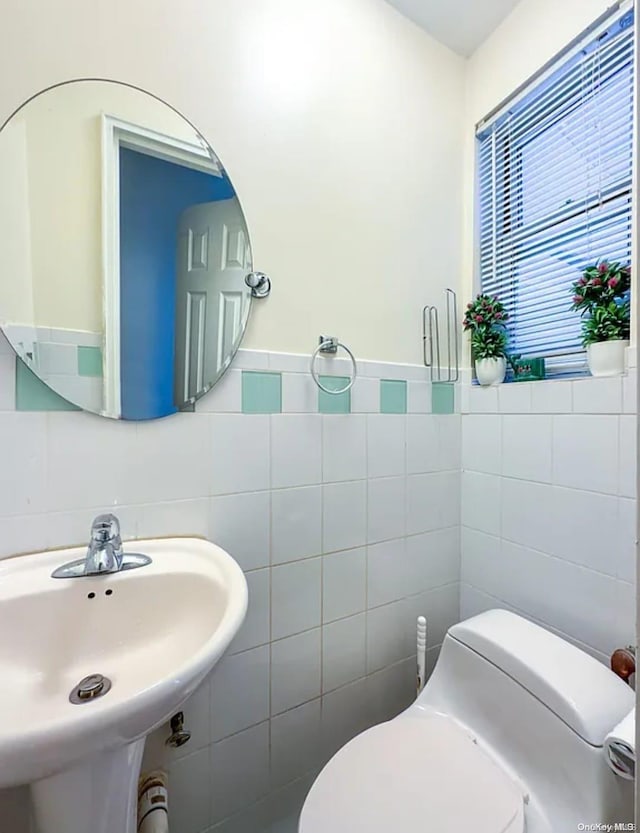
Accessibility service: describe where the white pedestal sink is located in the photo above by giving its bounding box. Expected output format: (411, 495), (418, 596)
(0, 537), (248, 833)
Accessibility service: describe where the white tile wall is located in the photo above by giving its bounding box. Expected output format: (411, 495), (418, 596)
(461, 471), (501, 536)
(210, 647), (271, 741)
(367, 538), (408, 607)
(229, 568), (270, 654)
(366, 600), (411, 673)
(322, 416), (367, 482)
(462, 414), (501, 474)
(498, 381), (532, 413)
(270, 629), (322, 715)
(210, 492), (270, 571)
(270, 699), (322, 790)
(501, 415), (552, 483)
(209, 722), (270, 823)
(169, 747), (212, 833)
(280, 373), (317, 414)
(552, 415), (619, 494)
(406, 414), (439, 474)
(530, 380), (573, 413)
(407, 380), (432, 414)
(322, 548), (367, 622)
(322, 613), (367, 692)
(350, 377), (379, 413)
(367, 414), (405, 477)
(2, 345), (635, 833)
(271, 415), (322, 489)
(271, 559), (322, 640)
(197, 368), (242, 413)
(462, 373), (636, 661)
(271, 486), (322, 564)
(572, 377), (623, 414)
(210, 415), (271, 494)
(322, 480), (367, 553)
(367, 477), (406, 543)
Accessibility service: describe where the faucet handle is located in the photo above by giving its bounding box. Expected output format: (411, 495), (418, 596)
(90, 514), (122, 555)
(87, 514), (123, 573)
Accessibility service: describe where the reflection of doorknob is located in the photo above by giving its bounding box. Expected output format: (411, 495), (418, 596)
(245, 272), (271, 298)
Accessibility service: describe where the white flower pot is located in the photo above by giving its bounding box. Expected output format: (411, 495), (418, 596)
(587, 339), (629, 377)
(475, 357), (506, 386)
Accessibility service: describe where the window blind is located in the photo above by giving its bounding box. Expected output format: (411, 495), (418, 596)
(477, 8), (634, 375)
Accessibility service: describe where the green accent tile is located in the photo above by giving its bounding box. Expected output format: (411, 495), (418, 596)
(432, 382), (455, 414)
(318, 376), (351, 414)
(15, 360), (80, 411)
(242, 371), (282, 414)
(380, 379), (407, 414)
(77, 345), (103, 377)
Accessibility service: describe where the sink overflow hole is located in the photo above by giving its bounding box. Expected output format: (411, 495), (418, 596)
(105, 589), (113, 596)
(87, 592), (95, 599)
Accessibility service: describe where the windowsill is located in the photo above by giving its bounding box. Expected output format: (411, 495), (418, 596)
(461, 367), (635, 415)
(465, 345), (636, 386)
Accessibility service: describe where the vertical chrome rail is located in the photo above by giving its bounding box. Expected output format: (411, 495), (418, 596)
(431, 306), (441, 381)
(422, 305), (441, 381)
(445, 288), (460, 382)
(423, 290), (459, 383)
(422, 305), (432, 372)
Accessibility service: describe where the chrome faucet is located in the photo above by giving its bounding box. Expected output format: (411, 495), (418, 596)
(51, 513), (152, 579)
(85, 513), (123, 575)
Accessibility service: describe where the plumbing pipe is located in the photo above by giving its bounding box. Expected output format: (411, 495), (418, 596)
(138, 770), (169, 833)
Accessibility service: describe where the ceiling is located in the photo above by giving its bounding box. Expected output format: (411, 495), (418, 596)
(385, 0), (522, 57)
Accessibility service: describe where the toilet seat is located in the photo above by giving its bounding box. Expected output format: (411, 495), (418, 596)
(300, 712), (525, 833)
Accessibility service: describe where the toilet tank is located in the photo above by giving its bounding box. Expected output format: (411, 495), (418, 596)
(416, 610), (635, 830)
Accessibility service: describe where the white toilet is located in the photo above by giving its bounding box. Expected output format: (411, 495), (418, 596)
(300, 610), (635, 832)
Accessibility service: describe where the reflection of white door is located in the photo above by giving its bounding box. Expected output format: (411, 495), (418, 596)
(174, 199), (250, 409)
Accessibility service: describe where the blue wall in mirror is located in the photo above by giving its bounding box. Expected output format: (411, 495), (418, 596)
(119, 148), (235, 420)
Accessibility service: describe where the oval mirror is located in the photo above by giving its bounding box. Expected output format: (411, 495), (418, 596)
(0, 79), (260, 420)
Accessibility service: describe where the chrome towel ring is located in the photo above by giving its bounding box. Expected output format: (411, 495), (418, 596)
(310, 336), (357, 395)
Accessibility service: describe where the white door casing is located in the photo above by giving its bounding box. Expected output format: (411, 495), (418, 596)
(100, 113), (221, 417)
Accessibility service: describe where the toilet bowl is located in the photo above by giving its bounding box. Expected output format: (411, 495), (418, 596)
(300, 610), (635, 832)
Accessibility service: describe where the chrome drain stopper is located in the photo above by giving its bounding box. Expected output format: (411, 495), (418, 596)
(69, 673), (112, 704)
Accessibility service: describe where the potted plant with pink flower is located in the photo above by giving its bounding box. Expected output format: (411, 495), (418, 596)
(463, 294), (509, 386)
(571, 260), (631, 376)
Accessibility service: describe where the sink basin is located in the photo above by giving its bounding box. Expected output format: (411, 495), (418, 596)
(0, 537), (247, 833)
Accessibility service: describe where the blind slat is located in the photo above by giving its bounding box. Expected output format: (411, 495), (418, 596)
(476, 11), (634, 373)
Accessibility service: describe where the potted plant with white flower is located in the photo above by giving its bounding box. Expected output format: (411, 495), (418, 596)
(463, 294), (509, 386)
(571, 260), (631, 377)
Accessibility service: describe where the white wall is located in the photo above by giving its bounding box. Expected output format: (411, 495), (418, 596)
(0, 0), (465, 366)
(460, 0), (623, 366)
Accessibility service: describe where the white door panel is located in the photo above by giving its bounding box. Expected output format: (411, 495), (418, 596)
(175, 199), (250, 409)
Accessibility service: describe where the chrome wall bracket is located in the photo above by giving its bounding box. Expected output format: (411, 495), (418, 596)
(245, 272), (271, 298)
(310, 335), (357, 395)
(318, 335), (339, 354)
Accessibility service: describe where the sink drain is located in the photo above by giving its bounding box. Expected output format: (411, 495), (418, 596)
(69, 673), (112, 704)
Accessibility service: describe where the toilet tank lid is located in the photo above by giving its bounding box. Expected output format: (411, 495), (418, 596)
(448, 610), (634, 745)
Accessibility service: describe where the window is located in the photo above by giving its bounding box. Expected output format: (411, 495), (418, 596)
(477, 7), (634, 375)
